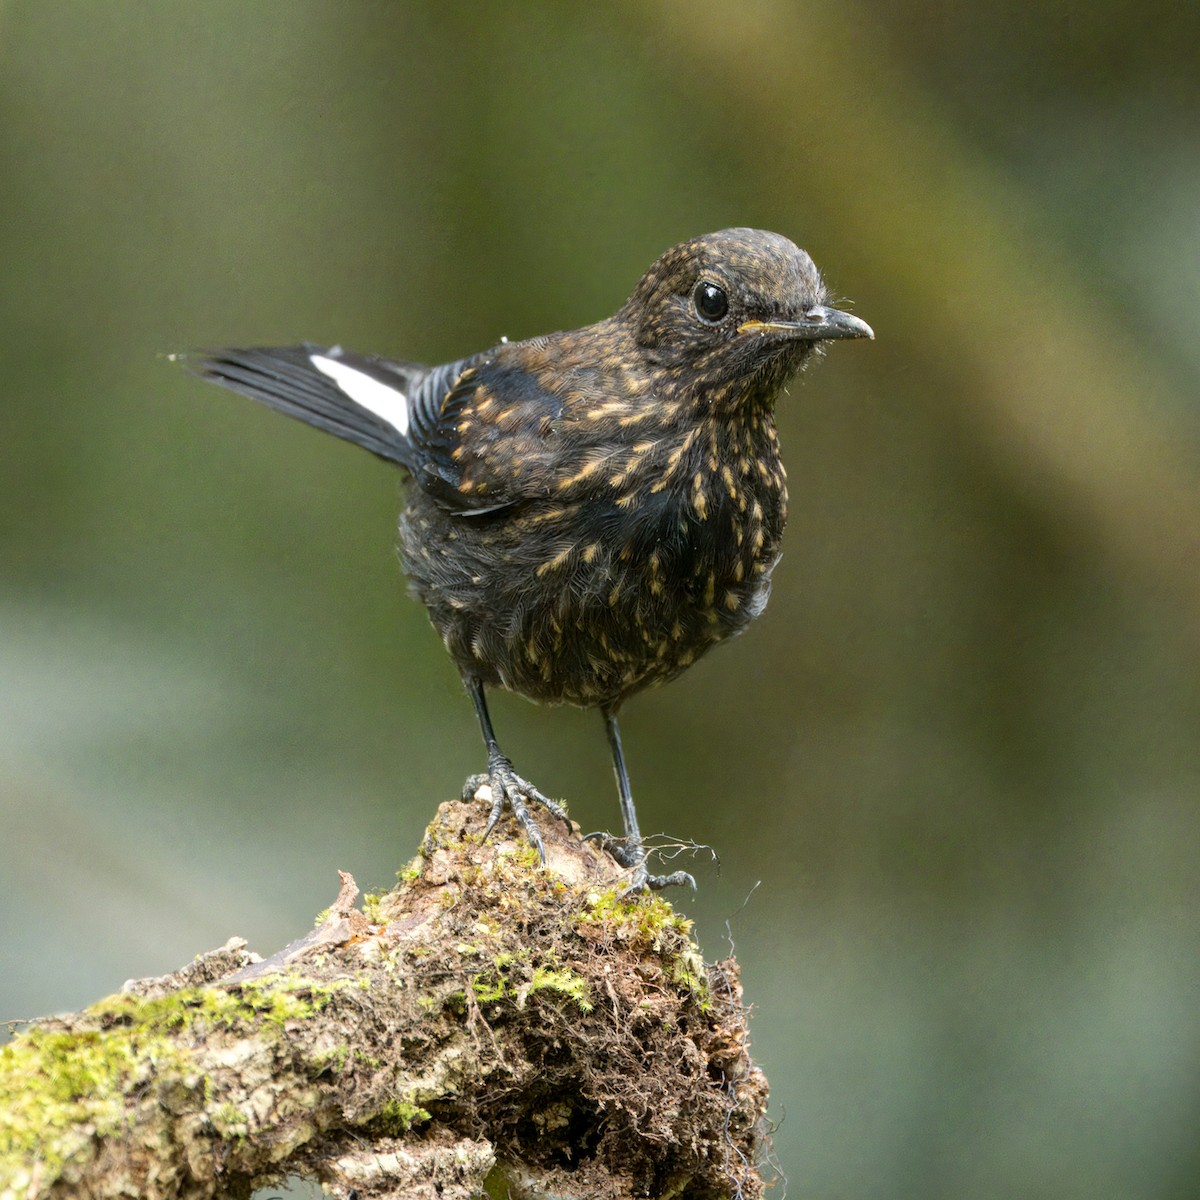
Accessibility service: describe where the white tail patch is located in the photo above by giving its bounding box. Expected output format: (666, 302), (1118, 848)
(311, 354), (409, 436)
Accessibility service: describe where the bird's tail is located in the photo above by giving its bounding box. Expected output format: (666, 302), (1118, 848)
(186, 344), (426, 468)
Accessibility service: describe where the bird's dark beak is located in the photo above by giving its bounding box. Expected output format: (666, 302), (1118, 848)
(738, 306), (874, 342)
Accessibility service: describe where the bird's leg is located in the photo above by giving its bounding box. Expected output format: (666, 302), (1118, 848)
(589, 706), (695, 892)
(461, 675), (570, 862)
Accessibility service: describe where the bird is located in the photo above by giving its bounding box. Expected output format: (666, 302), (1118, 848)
(189, 228), (872, 889)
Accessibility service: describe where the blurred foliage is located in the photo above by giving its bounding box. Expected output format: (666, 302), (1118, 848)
(3, 3), (1199, 1197)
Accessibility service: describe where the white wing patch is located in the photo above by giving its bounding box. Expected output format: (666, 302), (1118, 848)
(311, 353), (410, 436)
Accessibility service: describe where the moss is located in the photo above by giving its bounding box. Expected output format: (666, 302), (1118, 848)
(0, 974), (345, 1188)
(577, 890), (710, 1005)
(374, 1098), (432, 1133)
(470, 951), (592, 1013)
(93, 974), (346, 1035)
(315, 1044), (351, 1074)
(667, 945), (710, 1001)
(209, 1100), (251, 1140)
(0, 1021), (187, 1188)
(526, 966), (593, 1012)
(578, 889), (685, 939)
(471, 971), (508, 1004)
(502, 840), (544, 872)
(361, 891), (387, 924)
(421, 808), (467, 854)
(471, 947), (519, 1004)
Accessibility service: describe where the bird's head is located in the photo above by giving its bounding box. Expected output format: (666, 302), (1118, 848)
(620, 228), (872, 404)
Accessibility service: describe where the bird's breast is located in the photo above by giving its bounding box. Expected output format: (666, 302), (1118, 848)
(400, 412), (788, 708)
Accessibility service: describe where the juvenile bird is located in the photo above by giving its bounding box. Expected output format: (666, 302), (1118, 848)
(193, 228), (872, 888)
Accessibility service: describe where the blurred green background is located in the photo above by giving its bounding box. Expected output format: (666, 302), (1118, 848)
(4, 2), (1200, 1196)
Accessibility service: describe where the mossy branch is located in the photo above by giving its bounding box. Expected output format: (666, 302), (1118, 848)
(0, 800), (771, 1200)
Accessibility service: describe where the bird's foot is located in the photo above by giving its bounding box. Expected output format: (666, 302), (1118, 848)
(463, 754), (570, 863)
(621, 863), (698, 895)
(582, 831), (697, 893)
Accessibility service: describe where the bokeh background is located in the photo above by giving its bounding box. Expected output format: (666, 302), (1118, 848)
(3, 2), (1199, 1196)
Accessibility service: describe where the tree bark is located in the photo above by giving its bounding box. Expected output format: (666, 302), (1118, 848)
(0, 800), (771, 1200)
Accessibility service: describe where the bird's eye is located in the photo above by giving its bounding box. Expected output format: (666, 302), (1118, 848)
(692, 280), (729, 324)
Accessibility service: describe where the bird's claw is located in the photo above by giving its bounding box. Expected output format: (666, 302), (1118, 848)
(620, 864), (697, 895)
(582, 830), (697, 893)
(582, 829), (637, 866)
(464, 755), (570, 863)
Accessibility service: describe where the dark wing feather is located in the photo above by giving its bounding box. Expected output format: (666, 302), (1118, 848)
(404, 351), (568, 516)
(190, 344), (427, 468)
(189, 341), (571, 518)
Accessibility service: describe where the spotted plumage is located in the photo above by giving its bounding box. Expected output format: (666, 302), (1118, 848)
(191, 228), (872, 888)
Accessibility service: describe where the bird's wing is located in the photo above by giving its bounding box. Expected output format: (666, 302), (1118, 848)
(191, 344), (433, 469)
(404, 351), (572, 516)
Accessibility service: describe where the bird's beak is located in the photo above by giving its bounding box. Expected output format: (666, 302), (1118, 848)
(738, 306), (874, 341)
